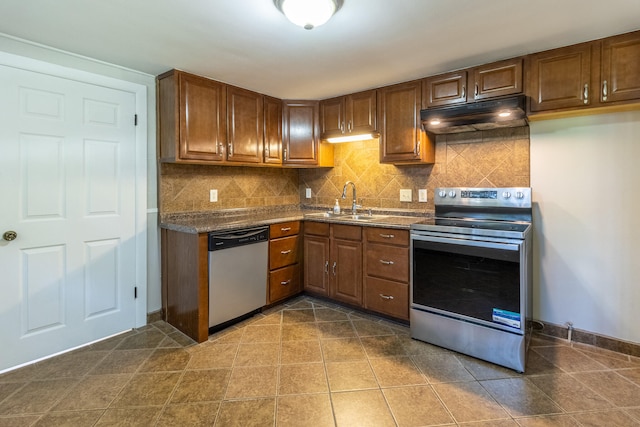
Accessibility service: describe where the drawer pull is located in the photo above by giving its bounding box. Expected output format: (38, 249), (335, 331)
(379, 259), (394, 265)
(379, 294), (394, 300)
(280, 280), (291, 286)
(379, 233), (395, 239)
(281, 227), (292, 232)
(324, 261), (329, 274)
(280, 249), (292, 255)
(332, 261), (337, 276)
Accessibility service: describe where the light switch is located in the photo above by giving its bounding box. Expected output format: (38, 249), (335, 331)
(418, 189), (428, 202)
(210, 189), (218, 202)
(400, 189), (412, 202)
(305, 188), (312, 198)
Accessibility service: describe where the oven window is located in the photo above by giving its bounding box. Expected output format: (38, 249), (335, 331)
(413, 240), (520, 326)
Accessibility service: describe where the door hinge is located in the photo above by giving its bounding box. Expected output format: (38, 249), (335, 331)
(134, 286), (138, 299)
(134, 114), (138, 126)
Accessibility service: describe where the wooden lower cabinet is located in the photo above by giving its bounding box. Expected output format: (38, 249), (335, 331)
(268, 221), (302, 304)
(303, 222), (363, 306)
(161, 229), (209, 343)
(363, 227), (410, 320)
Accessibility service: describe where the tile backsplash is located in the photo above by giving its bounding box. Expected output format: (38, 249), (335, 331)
(159, 127), (529, 214)
(299, 126), (530, 211)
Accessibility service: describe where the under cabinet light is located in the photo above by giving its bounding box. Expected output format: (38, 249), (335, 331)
(325, 133), (377, 143)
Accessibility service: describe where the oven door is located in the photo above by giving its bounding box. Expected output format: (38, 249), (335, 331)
(411, 232), (526, 333)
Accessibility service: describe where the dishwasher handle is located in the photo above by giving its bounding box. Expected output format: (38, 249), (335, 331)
(208, 227), (269, 251)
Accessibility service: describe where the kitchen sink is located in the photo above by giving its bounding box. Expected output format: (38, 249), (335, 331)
(304, 212), (389, 222)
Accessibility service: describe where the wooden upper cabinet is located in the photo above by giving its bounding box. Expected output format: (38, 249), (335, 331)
(320, 96), (345, 138)
(472, 58), (523, 101)
(264, 96), (283, 164)
(528, 43), (593, 112)
(320, 89), (377, 139)
(283, 100), (333, 167)
(227, 86), (263, 164)
(601, 31), (640, 104)
(347, 89), (377, 135)
(423, 58), (522, 108)
(423, 70), (467, 108)
(378, 80), (433, 164)
(158, 70), (227, 162)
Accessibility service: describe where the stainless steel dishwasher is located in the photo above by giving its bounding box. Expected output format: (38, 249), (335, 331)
(208, 226), (269, 331)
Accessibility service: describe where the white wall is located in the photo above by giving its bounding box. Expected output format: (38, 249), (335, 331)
(530, 110), (640, 343)
(0, 34), (163, 315)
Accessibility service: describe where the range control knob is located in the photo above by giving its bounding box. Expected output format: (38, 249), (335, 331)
(515, 191), (525, 199)
(438, 190), (447, 198)
(502, 191), (512, 199)
(448, 191), (456, 198)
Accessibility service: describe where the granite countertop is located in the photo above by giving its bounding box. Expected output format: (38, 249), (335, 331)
(160, 205), (431, 234)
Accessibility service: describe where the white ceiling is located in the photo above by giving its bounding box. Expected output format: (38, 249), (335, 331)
(1, 0), (639, 100)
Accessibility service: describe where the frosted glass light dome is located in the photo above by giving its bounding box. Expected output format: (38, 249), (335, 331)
(275, 0), (342, 30)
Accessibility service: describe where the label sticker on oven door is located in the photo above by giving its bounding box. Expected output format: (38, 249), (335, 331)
(492, 309), (521, 328)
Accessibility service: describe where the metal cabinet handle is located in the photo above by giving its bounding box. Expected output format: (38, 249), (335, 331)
(280, 249), (292, 255)
(583, 83), (589, 104)
(283, 148), (287, 161)
(379, 259), (394, 265)
(281, 227), (292, 232)
(379, 233), (395, 239)
(379, 294), (394, 300)
(461, 85), (466, 100)
(415, 140), (420, 156)
(348, 121), (352, 133)
(280, 280), (291, 286)
(332, 261), (337, 276)
(474, 82), (479, 99)
(602, 80), (608, 101)
(324, 261), (329, 274)
(228, 142), (233, 156)
(3, 231), (17, 241)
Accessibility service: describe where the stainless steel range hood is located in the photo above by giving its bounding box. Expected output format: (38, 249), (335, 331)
(421, 95), (527, 134)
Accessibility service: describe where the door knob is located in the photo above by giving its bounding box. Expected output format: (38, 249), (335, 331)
(3, 231), (17, 241)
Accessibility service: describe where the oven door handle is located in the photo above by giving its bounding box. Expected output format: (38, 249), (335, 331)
(412, 234), (520, 252)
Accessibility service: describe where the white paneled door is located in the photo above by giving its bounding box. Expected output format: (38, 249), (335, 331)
(0, 63), (138, 371)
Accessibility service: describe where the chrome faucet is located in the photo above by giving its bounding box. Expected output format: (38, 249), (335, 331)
(341, 181), (361, 214)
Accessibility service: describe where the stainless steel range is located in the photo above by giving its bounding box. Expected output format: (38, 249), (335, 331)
(410, 187), (532, 372)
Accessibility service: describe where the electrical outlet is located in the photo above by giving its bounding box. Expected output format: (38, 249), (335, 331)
(399, 189), (412, 202)
(209, 189), (218, 202)
(418, 189), (428, 202)
(305, 188), (312, 198)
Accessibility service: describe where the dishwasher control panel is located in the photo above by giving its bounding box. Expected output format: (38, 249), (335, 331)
(208, 226), (269, 251)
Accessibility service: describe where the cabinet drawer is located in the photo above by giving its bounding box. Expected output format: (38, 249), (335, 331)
(270, 221), (300, 239)
(304, 221), (330, 237)
(332, 224), (362, 241)
(365, 277), (408, 320)
(269, 235), (299, 269)
(269, 264), (300, 303)
(364, 227), (409, 246)
(365, 243), (409, 282)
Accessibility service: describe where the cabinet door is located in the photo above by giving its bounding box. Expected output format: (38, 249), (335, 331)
(283, 100), (320, 165)
(423, 71), (467, 108)
(347, 89), (377, 134)
(330, 238), (363, 306)
(378, 80), (423, 163)
(601, 32), (640, 104)
(269, 264), (300, 304)
(529, 43), (593, 112)
(303, 235), (329, 296)
(320, 96), (345, 139)
(264, 96), (283, 164)
(472, 58), (523, 101)
(378, 80), (435, 164)
(227, 86), (263, 163)
(179, 72), (226, 161)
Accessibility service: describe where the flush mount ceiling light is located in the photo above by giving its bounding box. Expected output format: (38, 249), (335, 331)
(274, 0), (344, 30)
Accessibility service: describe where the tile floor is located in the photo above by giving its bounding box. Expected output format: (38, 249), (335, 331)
(1, 296), (640, 426)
